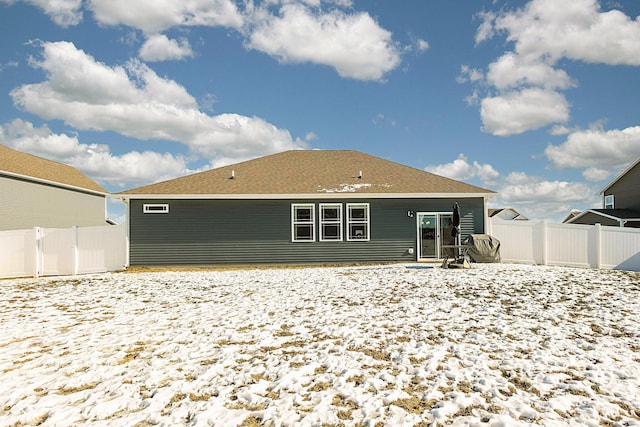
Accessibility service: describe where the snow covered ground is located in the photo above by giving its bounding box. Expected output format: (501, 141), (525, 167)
(1, 263), (640, 426)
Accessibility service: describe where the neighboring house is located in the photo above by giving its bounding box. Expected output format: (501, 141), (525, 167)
(569, 157), (640, 228)
(117, 150), (496, 265)
(561, 209), (582, 224)
(488, 208), (528, 221)
(0, 144), (108, 231)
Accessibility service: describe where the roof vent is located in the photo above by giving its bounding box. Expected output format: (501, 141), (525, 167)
(230, 170), (235, 179)
(358, 170), (363, 179)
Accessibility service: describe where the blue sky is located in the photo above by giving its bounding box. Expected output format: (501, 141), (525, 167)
(1, 0), (639, 222)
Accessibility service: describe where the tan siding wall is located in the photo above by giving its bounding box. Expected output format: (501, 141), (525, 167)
(606, 163), (640, 210)
(0, 177), (106, 230)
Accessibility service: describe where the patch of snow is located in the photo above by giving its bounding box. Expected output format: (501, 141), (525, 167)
(0, 263), (639, 426)
(317, 183), (392, 192)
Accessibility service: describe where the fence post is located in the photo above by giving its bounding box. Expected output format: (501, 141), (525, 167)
(72, 225), (79, 276)
(540, 220), (548, 266)
(34, 227), (42, 278)
(594, 223), (602, 269)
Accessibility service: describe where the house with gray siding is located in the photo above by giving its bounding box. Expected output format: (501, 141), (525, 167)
(0, 144), (108, 231)
(569, 157), (640, 228)
(117, 150), (495, 265)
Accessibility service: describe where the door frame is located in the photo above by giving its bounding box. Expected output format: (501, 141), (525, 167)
(416, 211), (453, 260)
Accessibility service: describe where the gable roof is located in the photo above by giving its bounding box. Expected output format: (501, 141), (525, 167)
(600, 157), (640, 194)
(568, 208), (640, 225)
(488, 207), (527, 220)
(0, 144), (106, 194)
(118, 150), (495, 198)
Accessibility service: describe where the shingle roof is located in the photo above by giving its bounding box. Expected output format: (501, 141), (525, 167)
(119, 150), (495, 197)
(589, 209), (640, 220)
(0, 144), (106, 193)
(568, 208), (640, 224)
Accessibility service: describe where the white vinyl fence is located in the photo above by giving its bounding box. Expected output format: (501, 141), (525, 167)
(488, 219), (640, 271)
(0, 224), (127, 279)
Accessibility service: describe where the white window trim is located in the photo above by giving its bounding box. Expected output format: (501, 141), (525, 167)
(319, 203), (343, 242)
(143, 203), (169, 214)
(346, 203), (370, 241)
(291, 203), (316, 242)
(604, 194), (614, 209)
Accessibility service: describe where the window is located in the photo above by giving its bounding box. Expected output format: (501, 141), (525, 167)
(320, 203), (343, 241)
(143, 203), (169, 214)
(347, 203), (370, 241)
(604, 194), (614, 209)
(292, 204), (315, 242)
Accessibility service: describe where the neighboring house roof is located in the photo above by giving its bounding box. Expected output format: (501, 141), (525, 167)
(600, 157), (640, 194)
(568, 208), (640, 225)
(118, 150), (495, 198)
(488, 207), (527, 220)
(0, 144), (106, 194)
(561, 209), (582, 223)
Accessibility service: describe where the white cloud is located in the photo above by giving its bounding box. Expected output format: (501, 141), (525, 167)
(501, 174), (591, 204)
(486, 53), (574, 91)
(544, 125), (640, 170)
(10, 41), (305, 164)
(582, 167), (611, 182)
(1, 0), (83, 26)
(425, 153), (499, 184)
(457, 65), (484, 84)
(549, 125), (571, 136)
(245, 3), (401, 81)
(490, 0), (640, 66)
(471, 0), (640, 136)
(495, 172), (599, 221)
(414, 38), (429, 52)
(426, 156), (599, 221)
(139, 34), (194, 62)
(87, 0), (244, 34)
(480, 88), (570, 136)
(6, 0), (406, 82)
(0, 119), (191, 187)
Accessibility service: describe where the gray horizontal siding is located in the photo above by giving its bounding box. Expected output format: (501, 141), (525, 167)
(129, 198), (485, 265)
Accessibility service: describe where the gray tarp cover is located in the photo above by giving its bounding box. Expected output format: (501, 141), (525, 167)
(465, 234), (501, 263)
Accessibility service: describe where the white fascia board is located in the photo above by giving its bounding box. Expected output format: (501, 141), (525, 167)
(1, 170), (107, 197)
(116, 192), (495, 201)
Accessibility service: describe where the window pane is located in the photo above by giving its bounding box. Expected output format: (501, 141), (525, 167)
(350, 207), (366, 220)
(322, 224), (340, 240)
(349, 224), (368, 240)
(604, 195), (614, 209)
(295, 225), (313, 240)
(295, 207), (313, 222)
(322, 207), (340, 221)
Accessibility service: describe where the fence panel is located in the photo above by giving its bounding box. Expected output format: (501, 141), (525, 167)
(0, 224), (127, 279)
(600, 226), (640, 270)
(0, 229), (36, 279)
(41, 228), (75, 276)
(77, 224), (127, 274)
(546, 222), (591, 268)
(489, 219), (640, 271)
(489, 221), (538, 264)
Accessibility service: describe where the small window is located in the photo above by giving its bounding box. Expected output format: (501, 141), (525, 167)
(604, 194), (614, 209)
(320, 203), (343, 241)
(143, 204), (169, 214)
(292, 204), (315, 242)
(347, 203), (370, 241)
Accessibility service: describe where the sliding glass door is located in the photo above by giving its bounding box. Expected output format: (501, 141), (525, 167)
(417, 212), (454, 260)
